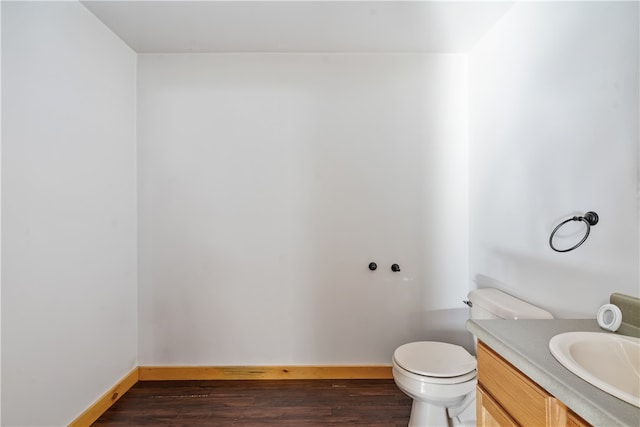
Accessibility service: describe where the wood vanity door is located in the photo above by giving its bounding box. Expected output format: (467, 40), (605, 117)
(476, 341), (590, 427)
(477, 384), (518, 427)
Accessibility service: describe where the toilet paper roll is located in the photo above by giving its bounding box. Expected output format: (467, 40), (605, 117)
(597, 304), (622, 332)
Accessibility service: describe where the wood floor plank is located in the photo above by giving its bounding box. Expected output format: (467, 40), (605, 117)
(92, 379), (411, 426)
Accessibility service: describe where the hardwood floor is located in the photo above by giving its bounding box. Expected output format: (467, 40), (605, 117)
(92, 379), (412, 426)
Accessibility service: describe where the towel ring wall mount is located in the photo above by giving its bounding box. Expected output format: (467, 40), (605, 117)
(549, 211), (599, 253)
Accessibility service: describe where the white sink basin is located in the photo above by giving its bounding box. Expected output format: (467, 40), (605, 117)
(549, 331), (640, 407)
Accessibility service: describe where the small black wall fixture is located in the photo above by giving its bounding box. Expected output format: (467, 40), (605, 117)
(391, 264), (401, 272)
(368, 262), (377, 271)
(549, 211), (599, 253)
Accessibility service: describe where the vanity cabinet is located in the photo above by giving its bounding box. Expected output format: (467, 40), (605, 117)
(476, 341), (590, 427)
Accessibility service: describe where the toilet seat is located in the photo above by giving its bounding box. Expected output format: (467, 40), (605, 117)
(393, 362), (477, 385)
(393, 341), (476, 381)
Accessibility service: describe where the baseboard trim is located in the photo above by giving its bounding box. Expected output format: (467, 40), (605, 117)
(68, 367), (139, 427)
(138, 365), (393, 381)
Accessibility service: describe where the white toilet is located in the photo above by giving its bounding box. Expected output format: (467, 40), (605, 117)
(392, 288), (554, 427)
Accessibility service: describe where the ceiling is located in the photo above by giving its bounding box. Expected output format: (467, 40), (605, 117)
(81, 1), (514, 53)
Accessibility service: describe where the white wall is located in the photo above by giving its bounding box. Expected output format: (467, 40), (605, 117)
(137, 53), (470, 365)
(1, 2), (137, 426)
(469, 1), (639, 317)
(4, 1), (637, 424)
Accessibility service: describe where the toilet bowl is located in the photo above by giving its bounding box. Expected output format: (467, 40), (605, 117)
(392, 288), (554, 427)
(392, 341), (477, 427)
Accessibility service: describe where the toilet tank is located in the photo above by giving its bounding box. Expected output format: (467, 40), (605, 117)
(468, 288), (554, 320)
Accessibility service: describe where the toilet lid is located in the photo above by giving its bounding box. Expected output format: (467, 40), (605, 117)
(393, 341), (476, 377)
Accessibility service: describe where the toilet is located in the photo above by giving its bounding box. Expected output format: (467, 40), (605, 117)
(392, 288), (554, 427)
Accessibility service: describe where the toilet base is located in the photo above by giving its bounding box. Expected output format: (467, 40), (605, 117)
(407, 396), (476, 427)
(408, 400), (448, 427)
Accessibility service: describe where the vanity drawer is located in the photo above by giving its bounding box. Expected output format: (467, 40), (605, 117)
(477, 341), (566, 426)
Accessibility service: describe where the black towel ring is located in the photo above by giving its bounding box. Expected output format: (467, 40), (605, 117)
(549, 211), (599, 253)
